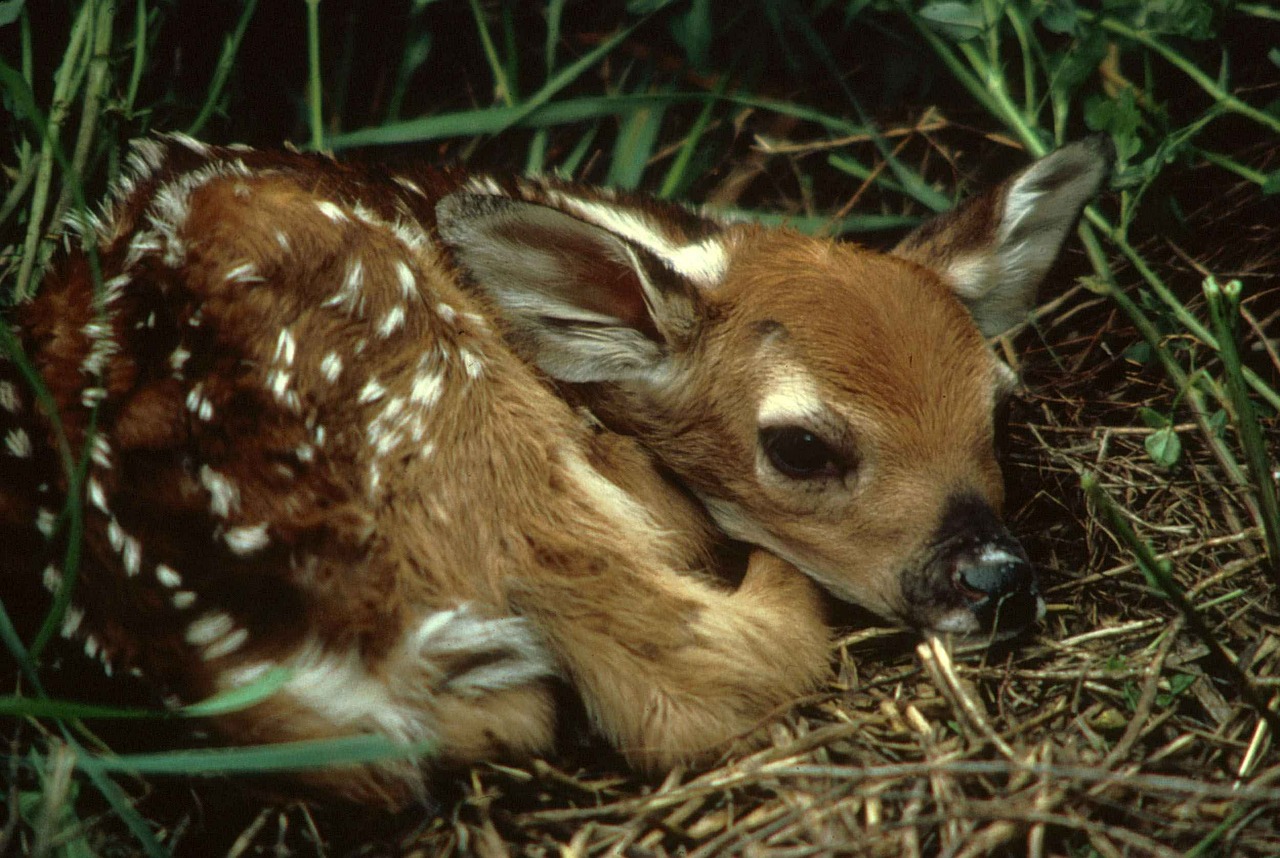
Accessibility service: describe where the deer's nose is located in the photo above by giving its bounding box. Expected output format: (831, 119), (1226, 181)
(928, 493), (1042, 636)
(951, 540), (1042, 635)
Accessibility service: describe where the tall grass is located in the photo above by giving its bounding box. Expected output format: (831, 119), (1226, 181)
(2, 1), (1277, 853)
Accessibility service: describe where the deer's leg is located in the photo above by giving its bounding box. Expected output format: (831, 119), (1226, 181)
(513, 544), (830, 769)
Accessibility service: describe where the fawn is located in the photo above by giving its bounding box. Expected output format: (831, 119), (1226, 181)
(0, 134), (1110, 806)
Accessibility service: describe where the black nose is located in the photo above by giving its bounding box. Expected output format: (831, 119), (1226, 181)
(932, 494), (1041, 635)
(952, 543), (1041, 634)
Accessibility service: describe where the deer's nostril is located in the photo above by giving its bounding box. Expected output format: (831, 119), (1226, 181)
(948, 542), (1040, 635)
(954, 547), (1027, 599)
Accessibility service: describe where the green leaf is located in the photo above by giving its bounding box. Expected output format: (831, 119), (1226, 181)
(1123, 341), (1152, 364)
(1262, 169), (1280, 196)
(1137, 407), (1169, 429)
(1046, 30), (1107, 99)
(1145, 425), (1182, 468)
(1156, 672), (1198, 708)
(1039, 0), (1080, 34)
(918, 1), (985, 42)
(670, 0), (714, 73)
(1207, 409), (1228, 438)
(0, 0), (24, 27)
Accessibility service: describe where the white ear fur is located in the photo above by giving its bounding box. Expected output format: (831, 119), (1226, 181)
(894, 136), (1113, 336)
(437, 192), (710, 385)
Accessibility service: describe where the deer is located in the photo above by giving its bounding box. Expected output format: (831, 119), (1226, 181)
(0, 133), (1111, 807)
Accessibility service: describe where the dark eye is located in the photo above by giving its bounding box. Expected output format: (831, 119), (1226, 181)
(759, 426), (846, 479)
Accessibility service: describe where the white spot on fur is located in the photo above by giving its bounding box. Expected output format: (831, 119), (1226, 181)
(324, 259), (365, 314)
(225, 262), (263, 284)
(36, 508), (57, 538)
(275, 231), (291, 252)
(171, 133), (211, 156)
(5, 427), (32, 461)
(122, 533), (142, 577)
(80, 324), (119, 378)
(0, 381), (18, 413)
(125, 231), (163, 267)
(358, 378), (386, 404)
(295, 443), (315, 463)
(458, 349), (484, 380)
(203, 626), (249, 660)
(169, 346), (191, 373)
(275, 328), (297, 366)
(267, 369), (292, 401)
(410, 367), (443, 407)
(60, 605), (84, 638)
(42, 564), (62, 592)
(81, 387), (108, 408)
(394, 261), (416, 298)
(87, 477), (109, 513)
(172, 590), (197, 609)
(315, 200), (348, 223)
(320, 352), (343, 383)
(185, 611), (235, 647)
(156, 563), (182, 588)
(101, 274), (131, 306)
(90, 435), (112, 469)
(463, 175), (504, 196)
(378, 305), (406, 338)
(436, 302), (458, 325)
(106, 517), (125, 552)
(225, 523), (270, 555)
(393, 175), (426, 197)
(199, 466), (241, 519)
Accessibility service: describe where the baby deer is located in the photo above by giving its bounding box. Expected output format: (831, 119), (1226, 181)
(0, 134), (1110, 806)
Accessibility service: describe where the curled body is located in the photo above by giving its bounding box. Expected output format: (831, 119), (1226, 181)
(0, 134), (1110, 806)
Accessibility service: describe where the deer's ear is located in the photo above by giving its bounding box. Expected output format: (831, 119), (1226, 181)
(437, 192), (719, 385)
(893, 136), (1113, 336)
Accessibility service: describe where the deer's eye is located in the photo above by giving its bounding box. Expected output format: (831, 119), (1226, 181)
(759, 426), (848, 480)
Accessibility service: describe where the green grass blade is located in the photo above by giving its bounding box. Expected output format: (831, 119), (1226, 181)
(186, 0), (258, 138)
(1203, 277), (1280, 573)
(84, 734), (436, 776)
(70, 741), (169, 857)
(1082, 472), (1280, 736)
(0, 667), (292, 720)
(304, 0), (323, 150)
(606, 95), (666, 189)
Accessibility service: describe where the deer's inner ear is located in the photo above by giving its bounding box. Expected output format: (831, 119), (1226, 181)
(437, 191), (717, 385)
(892, 136), (1113, 337)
